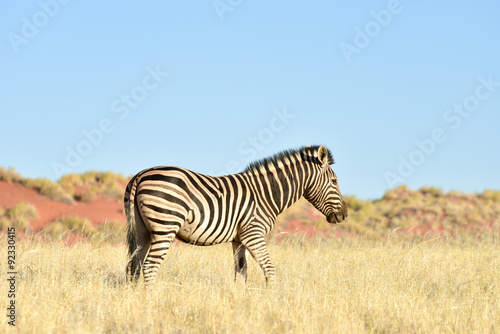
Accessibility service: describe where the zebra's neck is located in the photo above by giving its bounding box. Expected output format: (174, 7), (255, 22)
(243, 159), (315, 217)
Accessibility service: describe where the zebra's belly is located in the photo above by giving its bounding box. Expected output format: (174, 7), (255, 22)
(176, 217), (237, 246)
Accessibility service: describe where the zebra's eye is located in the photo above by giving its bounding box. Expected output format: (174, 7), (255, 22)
(331, 178), (337, 185)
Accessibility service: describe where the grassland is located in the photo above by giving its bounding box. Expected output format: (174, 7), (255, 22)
(1, 233), (498, 333)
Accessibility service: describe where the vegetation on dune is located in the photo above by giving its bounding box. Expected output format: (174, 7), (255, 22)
(1, 166), (499, 240)
(43, 215), (95, 238)
(58, 172), (84, 196)
(0, 209), (9, 231)
(93, 220), (127, 243)
(23, 177), (74, 204)
(278, 185), (500, 240)
(0, 202), (38, 230)
(0, 168), (129, 234)
(1, 167), (128, 204)
(41, 217), (126, 243)
(60, 170), (127, 201)
(0, 166), (23, 183)
(0, 167), (73, 204)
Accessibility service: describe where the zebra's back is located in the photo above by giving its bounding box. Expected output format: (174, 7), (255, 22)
(133, 166), (255, 246)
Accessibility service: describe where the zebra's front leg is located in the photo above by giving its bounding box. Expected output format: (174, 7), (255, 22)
(142, 231), (176, 287)
(243, 237), (276, 286)
(232, 242), (248, 283)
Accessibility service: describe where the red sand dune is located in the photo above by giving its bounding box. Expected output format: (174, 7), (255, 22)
(0, 181), (125, 229)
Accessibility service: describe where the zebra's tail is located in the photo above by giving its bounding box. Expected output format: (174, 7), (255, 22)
(125, 174), (141, 283)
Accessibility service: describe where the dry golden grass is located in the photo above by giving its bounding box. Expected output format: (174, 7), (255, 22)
(1, 234), (499, 333)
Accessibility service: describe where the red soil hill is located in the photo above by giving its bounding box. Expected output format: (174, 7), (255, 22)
(0, 181), (125, 229)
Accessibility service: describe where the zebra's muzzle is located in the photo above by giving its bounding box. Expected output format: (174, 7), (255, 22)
(327, 202), (348, 224)
(327, 212), (340, 224)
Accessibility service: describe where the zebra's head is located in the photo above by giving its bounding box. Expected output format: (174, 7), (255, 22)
(303, 145), (348, 224)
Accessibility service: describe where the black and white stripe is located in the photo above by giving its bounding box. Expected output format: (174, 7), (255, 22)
(125, 145), (348, 286)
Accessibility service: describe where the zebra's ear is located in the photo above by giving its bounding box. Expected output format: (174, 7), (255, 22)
(318, 145), (329, 168)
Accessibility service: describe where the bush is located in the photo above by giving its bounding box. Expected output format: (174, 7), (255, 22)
(80, 187), (99, 202)
(0, 167), (74, 204)
(419, 186), (444, 198)
(23, 178), (74, 204)
(345, 195), (369, 212)
(481, 189), (500, 203)
(59, 173), (84, 197)
(81, 170), (100, 184)
(6, 202), (38, 230)
(0, 167), (23, 183)
(42, 221), (72, 239)
(383, 185), (411, 200)
(0, 217), (10, 231)
(0, 208), (11, 231)
(102, 181), (124, 200)
(99, 171), (127, 184)
(74, 171), (126, 202)
(41, 218), (125, 242)
(1, 168), (126, 204)
(92, 220), (127, 243)
(55, 216), (96, 237)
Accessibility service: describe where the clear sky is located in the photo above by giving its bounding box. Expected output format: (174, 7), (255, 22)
(1, 1), (499, 200)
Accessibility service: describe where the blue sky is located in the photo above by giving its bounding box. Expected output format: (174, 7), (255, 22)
(1, 1), (499, 200)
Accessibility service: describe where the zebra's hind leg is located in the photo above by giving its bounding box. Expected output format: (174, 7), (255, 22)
(127, 209), (151, 284)
(232, 242), (248, 283)
(142, 230), (178, 287)
(127, 244), (150, 284)
(242, 237), (276, 286)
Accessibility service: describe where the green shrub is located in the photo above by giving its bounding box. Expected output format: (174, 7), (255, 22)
(6, 202), (38, 230)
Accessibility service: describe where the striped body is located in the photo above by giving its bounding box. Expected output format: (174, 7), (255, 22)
(134, 167), (256, 246)
(125, 145), (348, 286)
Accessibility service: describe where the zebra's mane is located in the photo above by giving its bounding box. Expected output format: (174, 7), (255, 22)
(243, 145), (334, 174)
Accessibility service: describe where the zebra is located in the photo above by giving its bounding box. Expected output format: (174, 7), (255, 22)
(125, 145), (348, 286)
